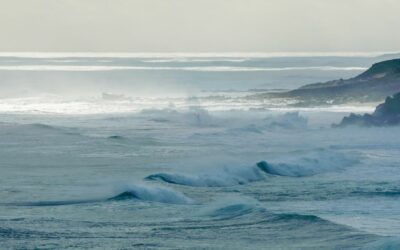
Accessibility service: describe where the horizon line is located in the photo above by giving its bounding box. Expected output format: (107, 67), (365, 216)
(0, 51), (398, 58)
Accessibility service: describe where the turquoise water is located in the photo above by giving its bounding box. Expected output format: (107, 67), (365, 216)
(1, 54), (400, 249)
(1, 109), (400, 249)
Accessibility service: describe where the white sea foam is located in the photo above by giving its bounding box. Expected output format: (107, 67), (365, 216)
(262, 112), (308, 129)
(146, 148), (359, 188)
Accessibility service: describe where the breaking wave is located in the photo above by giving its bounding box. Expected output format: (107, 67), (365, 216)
(4, 184), (193, 206)
(256, 149), (359, 177)
(142, 109), (308, 134)
(262, 112), (308, 130)
(222, 112), (308, 135)
(146, 149), (358, 187)
(145, 164), (265, 187)
(110, 184), (194, 204)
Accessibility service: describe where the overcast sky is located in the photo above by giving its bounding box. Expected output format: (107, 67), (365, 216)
(1, 0), (399, 52)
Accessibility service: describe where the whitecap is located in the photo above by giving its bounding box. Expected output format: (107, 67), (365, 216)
(256, 149), (359, 177)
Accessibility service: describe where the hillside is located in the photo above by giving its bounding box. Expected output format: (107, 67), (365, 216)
(256, 59), (400, 105)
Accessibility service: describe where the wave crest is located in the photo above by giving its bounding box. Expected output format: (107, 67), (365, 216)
(256, 149), (359, 177)
(110, 184), (194, 204)
(145, 165), (265, 187)
(5, 184), (193, 206)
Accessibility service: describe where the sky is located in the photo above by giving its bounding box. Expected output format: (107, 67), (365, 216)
(0, 0), (399, 53)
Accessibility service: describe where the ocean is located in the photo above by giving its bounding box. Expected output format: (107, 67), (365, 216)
(0, 53), (399, 249)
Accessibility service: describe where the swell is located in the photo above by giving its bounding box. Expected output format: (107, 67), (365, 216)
(362, 237), (400, 250)
(350, 190), (400, 197)
(201, 198), (327, 223)
(15, 123), (81, 136)
(3, 198), (103, 207)
(29, 123), (59, 130)
(107, 135), (125, 140)
(145, 165), (265, 187)
(256, 149), (359, 177)
(145, 149), (359, 187)
(172, 197), (379, 248)
(2, 184), (193, 206)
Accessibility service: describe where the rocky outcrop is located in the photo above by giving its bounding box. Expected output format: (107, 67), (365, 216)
(336, 92), (400, 127)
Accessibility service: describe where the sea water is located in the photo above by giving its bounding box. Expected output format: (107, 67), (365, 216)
(0, 53), (399, 249)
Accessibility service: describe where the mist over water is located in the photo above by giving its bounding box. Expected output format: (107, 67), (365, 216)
(0, 52), (387, 114)
(0, 52), (382, 98)
(1, 53), (400, 249)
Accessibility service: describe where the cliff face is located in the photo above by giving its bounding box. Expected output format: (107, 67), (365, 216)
(270, 59), (400, 105)
(337, 92), (400, 127)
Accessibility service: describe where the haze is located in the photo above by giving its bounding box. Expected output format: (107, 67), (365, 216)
(1, 0), (399, 53)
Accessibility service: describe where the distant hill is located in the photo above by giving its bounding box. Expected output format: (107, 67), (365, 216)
(336, 92), (400, 127)
(256, 59), (400, 105)
(374, 52), (400, 61)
